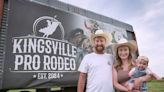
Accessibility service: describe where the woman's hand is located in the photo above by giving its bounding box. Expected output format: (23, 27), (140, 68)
(133, 77), (142, 90)
(133, 74), (152, 90)
(131, 90), (141, 92)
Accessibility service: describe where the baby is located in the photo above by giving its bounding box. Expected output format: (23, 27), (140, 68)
(125, 56), (161, 92)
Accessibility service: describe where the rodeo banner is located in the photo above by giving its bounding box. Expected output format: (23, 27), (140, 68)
(2, 0), (128, 89)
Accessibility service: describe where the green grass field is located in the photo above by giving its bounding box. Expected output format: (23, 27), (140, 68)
(7, 80), (164, 92)
(148, 80), (164, 92)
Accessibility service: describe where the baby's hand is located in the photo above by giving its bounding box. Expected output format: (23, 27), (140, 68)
(149, 73), (162, 80)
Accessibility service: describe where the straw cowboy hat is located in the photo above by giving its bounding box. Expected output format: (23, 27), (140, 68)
(90, 29), (112, 46)
(114, 38), (137, 53)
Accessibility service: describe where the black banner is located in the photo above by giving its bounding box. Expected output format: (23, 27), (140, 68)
(2, 0), (128, 89)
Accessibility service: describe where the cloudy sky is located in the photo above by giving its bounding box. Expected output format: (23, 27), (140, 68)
(59, 0), (164, 77)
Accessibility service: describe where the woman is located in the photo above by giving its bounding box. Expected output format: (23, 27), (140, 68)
(112, 38), (152, 92)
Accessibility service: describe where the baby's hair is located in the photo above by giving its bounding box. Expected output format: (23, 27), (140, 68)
(136, 56), (149, 64)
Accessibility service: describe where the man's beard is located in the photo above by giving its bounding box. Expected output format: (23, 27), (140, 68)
(95, 45), (105, 53)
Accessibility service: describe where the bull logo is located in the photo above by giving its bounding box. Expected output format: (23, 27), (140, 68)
(33, 16), (65, 39)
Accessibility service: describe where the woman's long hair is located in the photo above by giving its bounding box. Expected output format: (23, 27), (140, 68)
(115, 46), (134, 71)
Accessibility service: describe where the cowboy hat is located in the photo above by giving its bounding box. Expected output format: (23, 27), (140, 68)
(90, 29), (112, 46)
(113, 38), (137, 53)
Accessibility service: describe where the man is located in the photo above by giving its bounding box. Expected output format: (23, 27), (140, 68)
(77, 30), (115, 92)
(68, 28), (93, 65)
(68, 28), (85, 46)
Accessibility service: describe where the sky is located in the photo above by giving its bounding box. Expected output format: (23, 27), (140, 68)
(59, 0), (164, 77)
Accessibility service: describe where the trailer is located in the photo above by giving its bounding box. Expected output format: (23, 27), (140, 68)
(0, 0), (138, 91)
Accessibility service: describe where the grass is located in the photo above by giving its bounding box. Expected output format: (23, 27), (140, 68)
(148, 80), (164, 92)
(7, 87), (61, 92)
(6, 80), (164, 92)
(7, 89), (35, 92)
